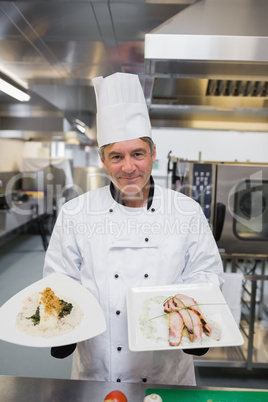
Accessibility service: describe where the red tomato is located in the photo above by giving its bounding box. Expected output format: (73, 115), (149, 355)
(104, 390), (128, 402)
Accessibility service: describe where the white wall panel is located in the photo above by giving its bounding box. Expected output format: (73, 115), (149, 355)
(152, 128), (268, 167)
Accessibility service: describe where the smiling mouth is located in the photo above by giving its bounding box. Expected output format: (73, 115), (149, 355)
(119, 176), (140, 181)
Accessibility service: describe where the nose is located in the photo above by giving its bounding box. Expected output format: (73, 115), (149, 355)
(122, 155), (135, 173)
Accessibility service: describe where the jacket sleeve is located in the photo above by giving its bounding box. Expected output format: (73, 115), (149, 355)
(43, 206), (82, 283)
(181, 203), (224, 288)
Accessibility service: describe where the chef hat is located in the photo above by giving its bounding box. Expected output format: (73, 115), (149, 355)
(92, 72), (152, 148)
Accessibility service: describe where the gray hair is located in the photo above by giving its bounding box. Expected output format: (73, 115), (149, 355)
(99, 136), (154, 161)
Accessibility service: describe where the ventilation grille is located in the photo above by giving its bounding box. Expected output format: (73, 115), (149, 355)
(206, 80), (268, 97)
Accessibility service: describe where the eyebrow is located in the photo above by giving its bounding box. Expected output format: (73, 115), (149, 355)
(107, 147), (147, 158)
(132, 147), (147, 153)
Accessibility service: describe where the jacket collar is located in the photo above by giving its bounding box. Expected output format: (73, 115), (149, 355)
(109, 176), (155, 210)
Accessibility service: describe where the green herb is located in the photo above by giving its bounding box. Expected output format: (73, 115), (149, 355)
(26, 299), (73, 326)
(27, 306), (40, 326)
(58, 299), (73, 318)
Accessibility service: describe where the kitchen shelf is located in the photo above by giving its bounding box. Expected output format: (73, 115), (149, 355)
(195, 256), (268, 370)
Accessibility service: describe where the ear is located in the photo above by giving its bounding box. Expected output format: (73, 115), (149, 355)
(98, 151), (107, 169)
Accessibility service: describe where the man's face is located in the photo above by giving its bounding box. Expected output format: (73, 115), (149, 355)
(100, 138), (156, 202)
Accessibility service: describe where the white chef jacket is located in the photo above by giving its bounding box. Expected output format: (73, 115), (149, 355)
(43, 181), (224, 385)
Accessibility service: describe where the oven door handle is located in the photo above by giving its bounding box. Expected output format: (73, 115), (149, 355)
(214, 202), (226, 241)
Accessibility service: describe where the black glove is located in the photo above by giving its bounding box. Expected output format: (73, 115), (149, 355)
(51, 343), (77, 359)
(183, 348), (209, 356)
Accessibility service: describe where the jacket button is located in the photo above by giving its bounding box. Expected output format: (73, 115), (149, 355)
(115, 274), (119, 278)
(116, 310), (120, 315)
(151, 208), (155, 212)
(145, 238), (149, 242)
(144, 273), (148, 278)
(142, 378), (147, 382)
(117, 378), (121, 382)
(117, 346), (122, 351)
(109, 208), (113, 213)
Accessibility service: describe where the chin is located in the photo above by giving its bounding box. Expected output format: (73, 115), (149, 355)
(122, 187), (143, 198)
(117, 182), (142, 195)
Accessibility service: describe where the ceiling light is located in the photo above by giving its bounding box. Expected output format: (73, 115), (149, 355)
(75, 118), (86, 134)
(0, 77), (30, 102)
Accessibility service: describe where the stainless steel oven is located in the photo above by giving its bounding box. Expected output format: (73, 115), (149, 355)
(212, 164), (268, 254)
(168, 158), (268, 254)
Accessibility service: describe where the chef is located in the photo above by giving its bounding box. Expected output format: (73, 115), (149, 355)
(43, 72), (224, 385)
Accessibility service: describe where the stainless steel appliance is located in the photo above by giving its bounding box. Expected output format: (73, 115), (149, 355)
(168, 158), (268, 254)
(212, 164), (268, 254)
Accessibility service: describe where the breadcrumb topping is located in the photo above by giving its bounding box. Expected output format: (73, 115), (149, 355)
(39, 287), (61, 318)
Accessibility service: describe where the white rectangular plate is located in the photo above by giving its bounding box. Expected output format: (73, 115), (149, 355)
(0, 273), (106, 348)
(126, 283), (244, 352)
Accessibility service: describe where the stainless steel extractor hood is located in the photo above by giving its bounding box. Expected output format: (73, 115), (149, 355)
(0, 89), (96, 144)
(144, 0), (268, 131)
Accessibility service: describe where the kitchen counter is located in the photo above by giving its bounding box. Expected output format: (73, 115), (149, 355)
(0, 376), (267, 402)
(0, 197), (48, 249)
(0, 198), (45, 233)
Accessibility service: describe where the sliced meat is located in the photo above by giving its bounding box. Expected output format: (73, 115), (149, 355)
(163, 298), (176, 313)
(177, 294), (220, 341)
(174, 294), (212, 333)
(202, 321), (221, 341)
(168, 312), (184, 346)
(164, 294), (195, 313)
(178, 308), (203, 343)
(174, 294), (202, 314)
(165, 293), (220, 341)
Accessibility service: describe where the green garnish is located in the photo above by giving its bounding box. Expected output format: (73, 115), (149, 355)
(27, 306), (40, 326)
(58, 299), (73, 318)
(26, 299), (73, 325)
